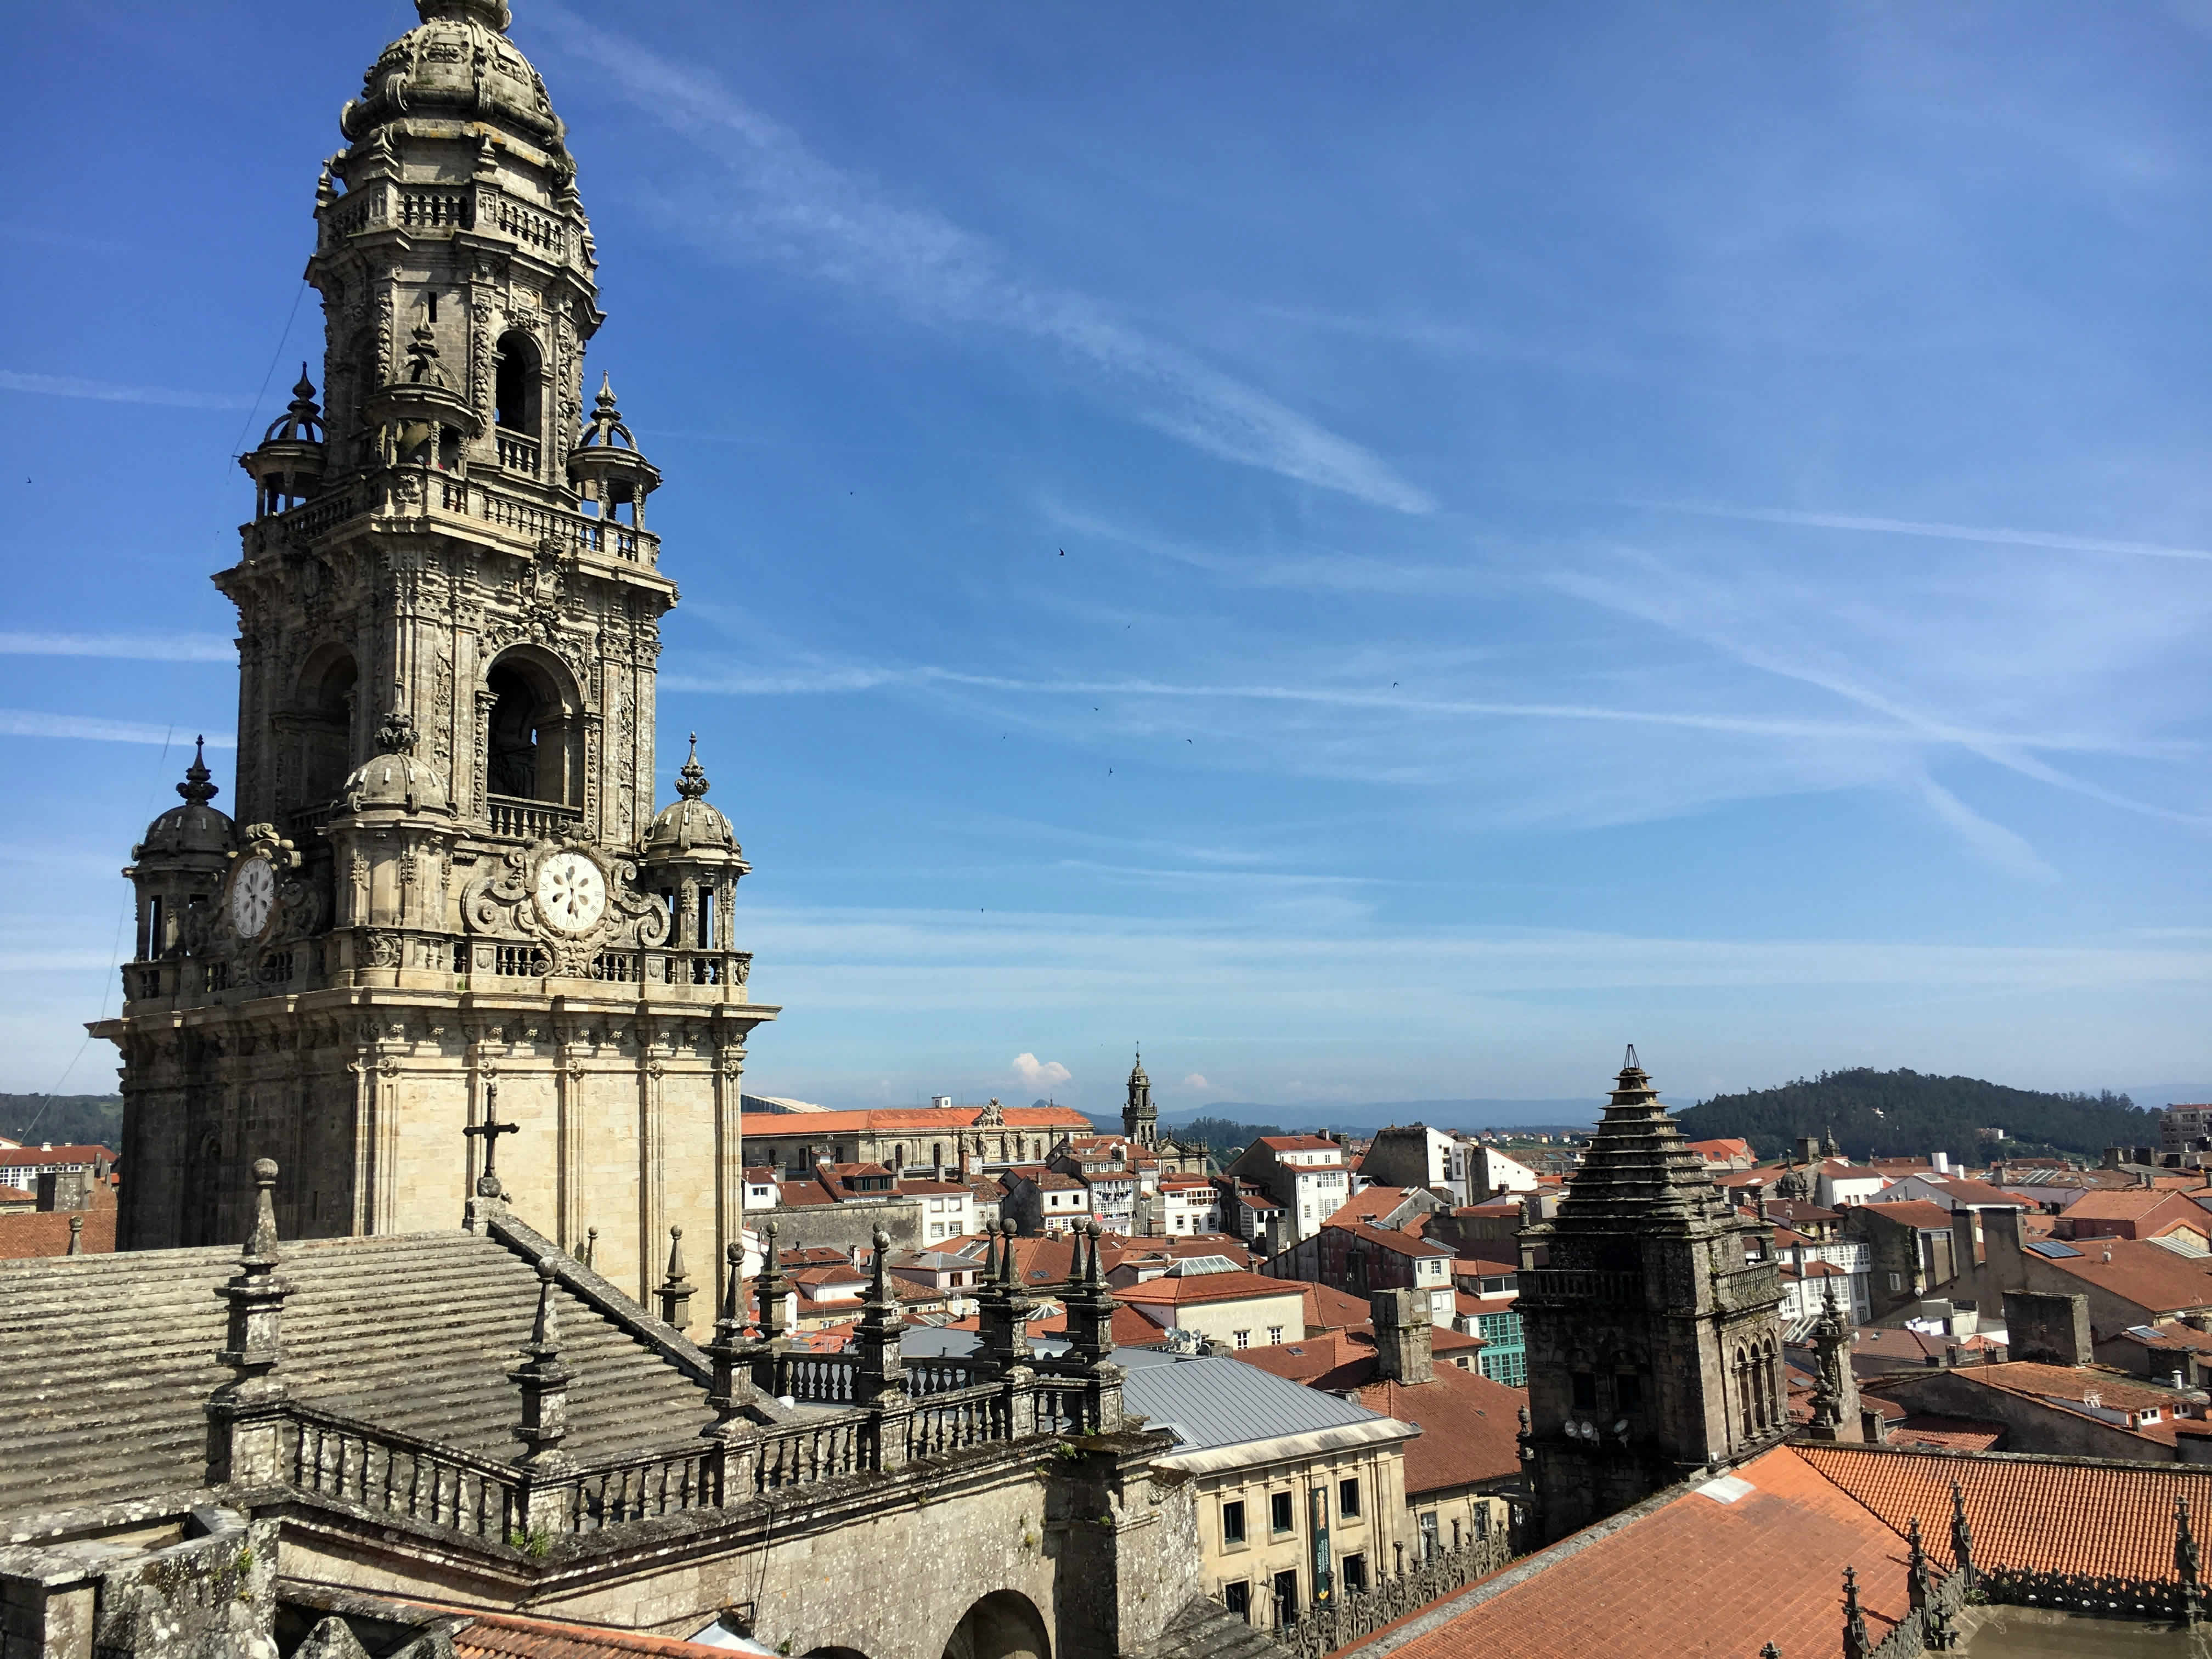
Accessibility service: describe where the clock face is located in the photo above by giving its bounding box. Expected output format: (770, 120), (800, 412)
(534, 850), (607, 934)
(231, 856), (276, 938)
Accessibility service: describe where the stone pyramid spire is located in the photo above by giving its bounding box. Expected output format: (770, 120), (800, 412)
(1552, 1044), (1721, 1227)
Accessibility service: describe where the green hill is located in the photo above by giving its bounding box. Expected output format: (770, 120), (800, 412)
(1674, 1069), (2157, 1165)
(0, 1094), (123, 1152)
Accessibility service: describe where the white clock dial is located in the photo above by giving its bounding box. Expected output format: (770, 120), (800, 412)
(231, 855), (276, 938)
(534, 850), (607, 934)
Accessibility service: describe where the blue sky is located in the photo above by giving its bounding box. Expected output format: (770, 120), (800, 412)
(4, 2), (2211, 1115)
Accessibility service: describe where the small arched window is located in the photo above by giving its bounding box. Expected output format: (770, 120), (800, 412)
(495, 331), (541, 433)
(296, 647), (359, 812)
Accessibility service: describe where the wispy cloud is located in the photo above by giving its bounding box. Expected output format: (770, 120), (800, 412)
(1632, 500), (2212, 565)
(0, 712), (230, 748)
(0, 633), (234, 663)
(664, 659), (2177, 760)
(528, 5), (1430, 514)
(0, 370), (252, 411)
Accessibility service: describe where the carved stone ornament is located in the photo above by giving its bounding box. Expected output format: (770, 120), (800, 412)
(461, 841), (669, 974)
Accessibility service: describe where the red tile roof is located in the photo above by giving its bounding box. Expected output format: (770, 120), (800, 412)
(0, 1207), (115, 1259)
(1796, 1443), (2212, 1580)
(1355, 1365), (1526, 1496)
(1361, 1446), (1915, 1659)
(1255, 1135), (1341, 1153)
(1886, 1414), (2007, 1452)
(1325, 1219), (1454, 1260)
(1328, 1186), (1421, 1226)
(1300, 1280), (1376, 1330)
(1118, 1270), (1305, 1308)
(410, 1605), (748, 1658)
(1684, 1137), (1752, 1162)
(2034, 1235), (2212, 1316)
(1233, 1329), (1379, 1390)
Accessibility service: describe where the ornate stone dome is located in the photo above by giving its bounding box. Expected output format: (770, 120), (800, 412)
(642, 735), (739, 856)
(341, 0), (568, 156)
(137, 738), (236, 859)
(340, 714), (450, 815)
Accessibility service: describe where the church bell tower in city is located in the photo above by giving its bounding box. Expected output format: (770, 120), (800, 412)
(1516, 1050), (1786, 1543)
(97, 0), (775, 1300)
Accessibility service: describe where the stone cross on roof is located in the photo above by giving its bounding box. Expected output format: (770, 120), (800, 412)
(465, 1083), (520, 1199)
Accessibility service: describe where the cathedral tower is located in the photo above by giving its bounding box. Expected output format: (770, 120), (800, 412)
(1121, 1050), (1156, 1148)
(1516, 1049), (1785, 1543)
(97, 0), (776, 1300)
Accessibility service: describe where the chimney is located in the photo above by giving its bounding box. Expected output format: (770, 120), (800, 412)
(2004, 1290), (2091, 1368)
(1370, 1288), (1432, 1385)
(34, 1169), (92, 1214)
(2104, 1147), (2124, 1170)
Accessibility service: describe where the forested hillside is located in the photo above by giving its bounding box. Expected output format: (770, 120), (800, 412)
(0, 1094), (122, 1150)
(1675, 1069), (2158, 1164)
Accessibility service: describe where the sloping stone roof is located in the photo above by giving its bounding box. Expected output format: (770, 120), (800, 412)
(0, 1230), (717, 1520)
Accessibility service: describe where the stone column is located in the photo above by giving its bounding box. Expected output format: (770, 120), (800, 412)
(511, 1258), (575, 1534)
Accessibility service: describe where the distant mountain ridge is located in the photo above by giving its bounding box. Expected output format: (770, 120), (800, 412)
(1675, 1069), (2158, 1164)
(1159, 1099), (1605, 1137)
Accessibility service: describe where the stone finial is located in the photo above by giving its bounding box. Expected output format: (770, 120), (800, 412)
(374, 710), (419, 755)
(583, 1227), (597, 1269)
(208, 1158), (291, 1486)
(66, 1214), (83, 1256)
(675, 732), (710, 800)
(756, 1218), (789, 1341)
(579, 372), (640, 451)
(403, 318), (447, 387)
(262, 369), (324, 445)
(1906, 1516), (1932, 1613)
(1949, 1479), (1975, 1579)
(1760, 1646), (1782, 1659)
(2180, 1496), (2202, 1626)
(510, 1258), (573, 1470)
(704, 1240), (752, 1437)
(658, 1225), (695, 1333)
(178, 736), (219, 805)
(1841, 1566), (1869, 1659)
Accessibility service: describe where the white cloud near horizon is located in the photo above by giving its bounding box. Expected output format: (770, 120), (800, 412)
(1635, 500), (2212, 565)
(1012, 1052), (1073, 1088)
(1183, 1073), (1211, 1090)
(527, 5), (1431, 515)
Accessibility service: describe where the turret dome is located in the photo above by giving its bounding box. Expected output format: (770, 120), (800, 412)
(135, 738), (236, 860)
(340, 713), (450, 815)
(642, 735), (740, 856)
(341, 1), (568, 157)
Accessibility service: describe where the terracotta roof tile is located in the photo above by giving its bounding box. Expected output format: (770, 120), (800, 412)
(1858, 1200), (1958, 1230)
(1118, 1270), (1305, 1308)
(0, 1207), (115, 1259)
(1355, 1367), (1525, 1496)
(1363, 1446), (1915, 1659)
(2033, 1235), (2212, 1316)
(1795, 1443), (2212, 1579)
(442, 1607), (742, 1657)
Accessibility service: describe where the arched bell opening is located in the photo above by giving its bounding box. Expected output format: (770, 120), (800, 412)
(285, 645), (359, 820)
(939, 1591), (1049, 1659)
(494, 331), (545, 477)
(483, 646), (583, 816)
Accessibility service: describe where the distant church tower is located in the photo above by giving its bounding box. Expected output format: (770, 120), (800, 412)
(95, 0), (776, 1300)
(1122, 1051), (1157, 1148)
(1517, 1049), (1785, 1543)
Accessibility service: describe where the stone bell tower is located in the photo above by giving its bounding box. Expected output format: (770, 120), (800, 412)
(1121, 1049), (1157, 1148)
(1516, 1049), (1785, 1543)
(95, 0), (776, 1301)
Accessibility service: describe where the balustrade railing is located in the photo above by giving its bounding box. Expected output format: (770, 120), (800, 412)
(1266, 1533), (1513, 1659)
(756, 1413), (871, 1490)
(554, 1444), (723, 1533)
(321, 183), (567, 259)
(774, 1352), (863, 1405)
(906, 1384), (1008, 1457)
(486, 794), (584, 842)
(906, 1356), (996, 1398)
(495, 432), (542, 477)
(272, 1355), (1125, 1544)
(289, 1407), (522, 1542)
